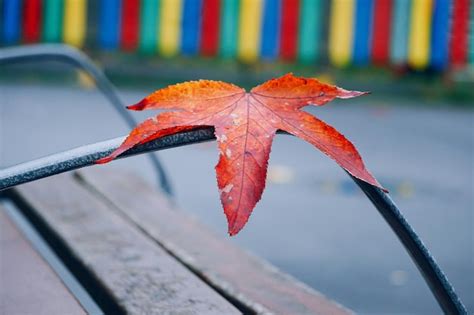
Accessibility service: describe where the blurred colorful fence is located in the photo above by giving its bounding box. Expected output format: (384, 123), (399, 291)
(1, 0), (473, 70)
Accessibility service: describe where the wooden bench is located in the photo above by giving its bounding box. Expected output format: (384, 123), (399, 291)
(1, 203), (88, 315)
(2, 168), (352, 315)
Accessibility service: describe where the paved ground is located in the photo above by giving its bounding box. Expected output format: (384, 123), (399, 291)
(1, 82), (472, 314)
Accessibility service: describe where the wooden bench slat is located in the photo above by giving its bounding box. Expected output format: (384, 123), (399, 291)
(79, 168), (352, 315)
(14, 174), (240, 315)
(0, 205), (87, 315)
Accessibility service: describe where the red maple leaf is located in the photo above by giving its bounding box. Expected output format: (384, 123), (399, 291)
(97, 73), (385, 235)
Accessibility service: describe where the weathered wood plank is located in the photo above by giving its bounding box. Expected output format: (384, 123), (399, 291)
(78, 168), (353, 315)
(0, 205), (87, 315)
(14, 174), (240, 315)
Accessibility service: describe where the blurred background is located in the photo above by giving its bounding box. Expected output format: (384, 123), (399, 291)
(1, 0), (473, 314)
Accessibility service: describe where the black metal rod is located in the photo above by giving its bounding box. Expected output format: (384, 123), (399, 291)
(351, 176), (467, 314)
(0, 44), (173, 196)
(0, 125), (467, 313)
(0, 128), (215, 192)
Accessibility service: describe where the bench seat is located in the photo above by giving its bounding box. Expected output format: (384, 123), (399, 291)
(5, 168), (351, 315)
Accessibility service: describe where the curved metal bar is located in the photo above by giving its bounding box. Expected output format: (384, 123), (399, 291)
(0, 128), (215, 192)
(0, 44), (173, 196)
(0, 126), (467, 313)
(351, 176), (467, 314)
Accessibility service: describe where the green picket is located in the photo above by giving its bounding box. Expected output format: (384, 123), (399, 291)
(220, 0), (240, 58)
(298, 0), (323, 63)
(139, 0), (159, 53)
(43, 0), (64, 42)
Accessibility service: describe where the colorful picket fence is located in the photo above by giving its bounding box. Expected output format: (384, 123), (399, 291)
(1, 0), (473, 70)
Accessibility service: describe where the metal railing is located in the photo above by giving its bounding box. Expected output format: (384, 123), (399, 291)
(0, 44), (173, 195)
